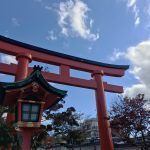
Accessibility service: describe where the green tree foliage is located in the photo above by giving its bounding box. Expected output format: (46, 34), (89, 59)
(31, 100), (87, 149)
(31, 130), (48, 149)
(109, 94), (150, 150)
(0, 106), (13, 148)
(0, 106), (22, 149)
(61, 128), (88, 148)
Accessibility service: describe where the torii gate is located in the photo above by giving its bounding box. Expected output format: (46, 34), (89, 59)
(0, 35), (129, 150)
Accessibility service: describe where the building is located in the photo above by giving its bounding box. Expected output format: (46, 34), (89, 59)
(81, 118), (121, 141)
(81, 118), (99, 140)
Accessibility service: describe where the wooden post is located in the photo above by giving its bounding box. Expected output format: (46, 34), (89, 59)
(92, 70), (114, 150)
(21, 128), (33, 150)
(15, 53), (32, 150)
(15, 53), (32, 81)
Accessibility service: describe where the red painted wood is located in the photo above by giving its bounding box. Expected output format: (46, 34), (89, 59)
(6, 112), (15, 123)
(0, 41), (125, 77)
(39, 103), (45, 122)
(0, 63), (123, 93)
(0, 63), (17, 75)
(7, 53), (31, 130)
(44, 94), (59, 110)
(15, 53), (32, 81)
(18, 101), (21, 122)
(22, 128), (32, 150)
(14, 53), (32, 150)
(103, 82), (123, 93)
(92, 71), (114, 150)
(60, 65), (70, 77)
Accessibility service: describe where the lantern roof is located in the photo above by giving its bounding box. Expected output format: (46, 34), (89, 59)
(0, 66), (67, 108)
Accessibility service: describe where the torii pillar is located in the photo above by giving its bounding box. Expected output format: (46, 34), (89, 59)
(15, 53), (32, 150)
(6, 53), (32, 150)
(92, 70), (114, 150)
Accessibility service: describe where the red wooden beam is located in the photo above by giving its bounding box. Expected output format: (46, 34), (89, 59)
(0, 63), (123, 93)
(103, 82), (123, 93)
(0, 41), (125, 77)
(0, 63), (17, 75)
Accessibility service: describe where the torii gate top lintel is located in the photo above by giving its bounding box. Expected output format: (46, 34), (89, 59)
(0, 35), (129, 93)
(0, 35), (129, 71)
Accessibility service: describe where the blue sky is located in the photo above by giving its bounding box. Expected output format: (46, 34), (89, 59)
(0, 0), (150, 117)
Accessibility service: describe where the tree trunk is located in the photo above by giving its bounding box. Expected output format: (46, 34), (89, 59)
(141, 131), (148, 150)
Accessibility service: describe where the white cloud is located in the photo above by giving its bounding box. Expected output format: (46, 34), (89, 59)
(63, 42), (70, 49)
(46, 30), (57, 41)
(34, 0), (43, 3)
(119, 0), (150, 28)
(57, 0), (99, 41)
(110, 39), (150, 101)
(132, 5), (140, 26)
(45, 6), (52, 10)
(124, 39), (150, 99)
(109, 48), (126, 61)
(11, 17), (20, 27)
(120, 0), (140, 26)
(144, 0), (150, 29)
(124, 84), (148, 97)
(3, 30), (9, 37)
(134, 17), (140, 26)
(89, 19), (94, 28)
(127, 0), (136, 8)
(88, 46), (92, 53)
(146, 0), (150, 16)
(34, 0), (54, 11)
(0, 54), (17, 64)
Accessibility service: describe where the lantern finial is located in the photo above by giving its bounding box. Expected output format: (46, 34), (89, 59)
(33, 65), (43, 71)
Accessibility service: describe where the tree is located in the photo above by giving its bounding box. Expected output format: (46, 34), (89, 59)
(109, 94), (150, 150)
(60, 128), (87, 149)
(0, 106), (22, 150)
(0, 106), (13, 149)
(31, 100), (86, 149)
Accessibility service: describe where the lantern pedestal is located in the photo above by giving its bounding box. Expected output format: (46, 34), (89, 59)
(22, 128), (33, 150)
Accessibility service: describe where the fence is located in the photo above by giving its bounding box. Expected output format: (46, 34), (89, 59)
(37, 144), (141, 150)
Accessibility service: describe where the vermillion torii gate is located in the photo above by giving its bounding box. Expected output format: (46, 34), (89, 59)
(0, 35), (129, 150)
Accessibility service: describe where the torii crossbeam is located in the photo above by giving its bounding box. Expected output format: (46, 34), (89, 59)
(0, 35), (129, 150)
